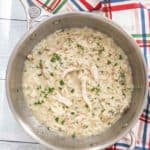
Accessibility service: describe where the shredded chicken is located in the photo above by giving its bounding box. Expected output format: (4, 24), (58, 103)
(30, 90), (37, 98)
(62, 67), (80, 79)
(26, 54), (33, 61)
(90, 65), (99, 82)
(53, 92), (72, 107)
(50, 105), (65, 115)
(75, 114), (86, 122)
(79, 73), (92, 111)
(61, 86), (69, 97)
(39, 60), (48, 79)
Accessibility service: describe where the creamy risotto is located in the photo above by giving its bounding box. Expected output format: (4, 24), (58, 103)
(22, 27), (133, 137)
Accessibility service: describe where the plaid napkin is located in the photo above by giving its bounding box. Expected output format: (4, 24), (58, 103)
(32, 0), (150, 149)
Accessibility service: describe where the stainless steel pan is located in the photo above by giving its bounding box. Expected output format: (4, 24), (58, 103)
(6, 1), (148, 149)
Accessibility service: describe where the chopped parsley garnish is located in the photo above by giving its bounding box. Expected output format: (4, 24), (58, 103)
(108, 122), (112, 125)
(114, 63), (118, 66)
(44, 93), (48, 98)
(83, 125), (88, 128)
(98, 47), (104, 55)
(109, 110), (114, 115)
(59, 87), (62, 90)
(61, 120), (65, 125)
(77, 43), (84, 50)
(72, 133), (76, 138)
(71, 89), (75, 93)
(39, 59), (42, 67)
(44, 48), (49, 51)
(37, 86), (41, 90)
(122, 92), (126, 96)
(60, 80), (64, 86)
(97, 42), (100, 46)
(51, 53), (61, 62)
(71, 112), (75, 115)
(118, 72), (126, 85)
(119, 55), (123, 60)
(101, 109), (105, 113)
(55, 117), (59, 122)
(34, 100), (44, 105)
(40, 87), (54, 98)
(48, 87), (55, 93)
(67, 38), (73, 43)
(38, 51), (42, 55)
(91, 86), (101, 94)
(85, 104), (88, 108)
(92, 113), (95, 116)
(50, 73), (54, 76)
(37, 73), (42, 76)
(107, 60), (111, 65)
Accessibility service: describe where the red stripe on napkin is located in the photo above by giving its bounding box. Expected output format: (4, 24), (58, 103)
(79, 0), (93, 11)
(102, 3), (143, 12)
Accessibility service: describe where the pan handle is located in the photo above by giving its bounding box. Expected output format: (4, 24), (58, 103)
(20, 0), (50, 30)
(20, 0), (104, 30)
(129, 130), (136, 150)
(126, 130), (136, 150)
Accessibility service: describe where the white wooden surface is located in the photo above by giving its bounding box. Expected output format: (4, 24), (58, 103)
(0, 0), (49, 149)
